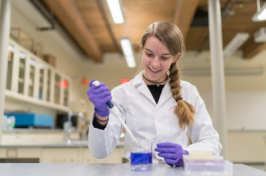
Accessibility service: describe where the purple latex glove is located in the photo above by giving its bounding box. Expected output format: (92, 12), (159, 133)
(87, 79), (112, 117)
(154, 142), (188, 167)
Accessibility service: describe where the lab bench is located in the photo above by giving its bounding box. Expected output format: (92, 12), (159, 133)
(0, 142), (124, 164)
(2, 129), (266, 165)
(0, 129), (125, 163)
(0, 163), (265, 176)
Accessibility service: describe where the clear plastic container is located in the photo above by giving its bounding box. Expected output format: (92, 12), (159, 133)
(183, 155), (233, 176)
(130, 139), (152, 171)
(130, 152), (152, 171)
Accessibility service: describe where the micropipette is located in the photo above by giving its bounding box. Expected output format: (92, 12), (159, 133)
(92, 80), (137, 143)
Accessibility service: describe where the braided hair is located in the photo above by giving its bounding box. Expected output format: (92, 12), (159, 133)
(140, 21), (195, 129)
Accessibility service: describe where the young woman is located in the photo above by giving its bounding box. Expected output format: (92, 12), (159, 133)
(87, 21), (222, 167)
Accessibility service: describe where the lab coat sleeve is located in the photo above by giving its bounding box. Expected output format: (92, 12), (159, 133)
(185, 85), (222, 155)
(88, 88), (125, 159)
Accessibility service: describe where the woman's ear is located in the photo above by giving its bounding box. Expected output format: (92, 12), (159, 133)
(172, 53), (181, 63)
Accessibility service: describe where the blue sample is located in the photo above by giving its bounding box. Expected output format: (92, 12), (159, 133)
(130, 152), (152, 165)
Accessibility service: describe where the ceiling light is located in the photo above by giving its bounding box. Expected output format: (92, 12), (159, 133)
(120, 38), (136, 68)
(106, 0), (124, 24)
(254, 27), (266, 42)
(223, 33), (249, 58)
(252, 0), (266, 22)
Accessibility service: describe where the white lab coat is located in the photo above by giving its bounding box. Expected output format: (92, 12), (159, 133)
(88, 72), (222, 161)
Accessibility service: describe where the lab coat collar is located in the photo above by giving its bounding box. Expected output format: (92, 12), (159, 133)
(132, 71), (155, 105)
(131, 71), (144, 87)
(157, 81), (173, 108)
(131, 71), (173, 106)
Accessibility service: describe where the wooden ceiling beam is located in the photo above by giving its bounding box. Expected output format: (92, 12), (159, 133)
(243, 40), (266, 59)
(43, 0), (102, 62)
(173, 0), (199, 39)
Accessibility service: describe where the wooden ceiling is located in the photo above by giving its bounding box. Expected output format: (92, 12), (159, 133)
(37, 0), (266, 63)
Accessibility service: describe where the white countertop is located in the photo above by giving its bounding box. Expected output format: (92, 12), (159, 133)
(0, 163), (265, 176)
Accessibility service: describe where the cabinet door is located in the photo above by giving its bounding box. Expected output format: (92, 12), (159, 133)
(28, 57), (37, 97)
(6, 45), (15, 90)
(54, 73), (61, 104)
(18, 52), (26, 94)
(42, 148), (79, 163)
(86, 147), (124, 163)
(62, 78), (69, 106)
(81, 148), (93, 163)
(45, 68), (52, 102)
(0, 149), (7, 158)
(0, 148), (41, 159)
(38, 63), (45, 100)
(105, 147), (124, 163)
(17, 148), (41, 158)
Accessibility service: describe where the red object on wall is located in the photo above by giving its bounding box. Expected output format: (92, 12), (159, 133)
(58, 80), (68, 88)
(81, 77), (90, 85)
(121, 79), (130, 85)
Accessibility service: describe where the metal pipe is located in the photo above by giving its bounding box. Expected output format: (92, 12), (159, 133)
(29, 0), (86, 56)
(0, 0), (11, 143)
(208, 0), (228, 158)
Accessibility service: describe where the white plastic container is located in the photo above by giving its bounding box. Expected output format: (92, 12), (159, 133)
(183, 155), (233, 176)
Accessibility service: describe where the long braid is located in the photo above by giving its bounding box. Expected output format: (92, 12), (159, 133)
(169, 63), (195, 129)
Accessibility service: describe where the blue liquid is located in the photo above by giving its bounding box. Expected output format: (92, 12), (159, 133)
(130, 152), (152, 171)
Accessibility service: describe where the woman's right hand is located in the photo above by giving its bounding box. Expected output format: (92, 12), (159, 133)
(87, 79), (112, 117)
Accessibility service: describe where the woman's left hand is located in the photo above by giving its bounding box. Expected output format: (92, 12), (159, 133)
(154, 142), (188, 167)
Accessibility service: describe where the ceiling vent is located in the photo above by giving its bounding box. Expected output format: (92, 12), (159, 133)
(254, 27), (266, 43)
(191, 9), (208, 27)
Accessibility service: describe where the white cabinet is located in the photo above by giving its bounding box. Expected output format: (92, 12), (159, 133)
(82, 147), (124, 164)
(16, 148), (42, 158)
(5, 39), (71, 112)
(42, 148), (79, 163)
(0, 146), (124, 163)
(0, 148), (41, 161)
(102, 147), (124, 163)
(0, 149), (7, 158)
(41, 147), (124, 163)
(80, 148), (93, 163)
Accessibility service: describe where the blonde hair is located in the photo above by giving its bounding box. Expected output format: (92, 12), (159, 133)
(140, 21), (195, 129)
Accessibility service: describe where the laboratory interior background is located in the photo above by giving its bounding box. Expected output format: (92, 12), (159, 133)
(1, 0), (266, 171)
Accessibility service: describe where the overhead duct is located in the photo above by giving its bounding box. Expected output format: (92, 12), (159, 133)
(184, 67), (264, 76)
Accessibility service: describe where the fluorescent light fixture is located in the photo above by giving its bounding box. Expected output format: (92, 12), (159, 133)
(254, 27), (266, 42)
(223, 33), (249, 58)
(120, 38), (136, 68)
(106, 0), (124, 24)
(252, 1), (266, 22)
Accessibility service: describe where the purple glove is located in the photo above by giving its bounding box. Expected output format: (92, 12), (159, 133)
(87, 79), (112, 117)
(154, 142), (188, 167)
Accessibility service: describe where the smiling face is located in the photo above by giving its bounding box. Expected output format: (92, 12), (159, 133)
(142, 36), (179, 84)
